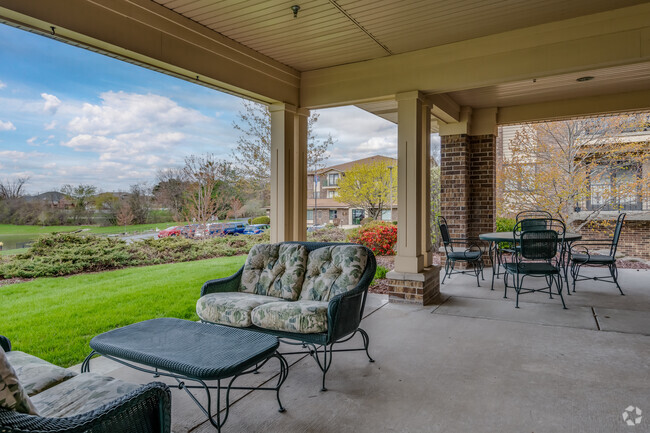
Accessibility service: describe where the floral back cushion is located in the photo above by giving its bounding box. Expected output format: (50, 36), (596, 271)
(239, 243), (308, 301)
(300, 245), (368, 302)
(0, 347), (38, 415)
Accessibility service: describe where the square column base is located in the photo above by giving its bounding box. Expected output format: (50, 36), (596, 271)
(385, 266), (441, 305)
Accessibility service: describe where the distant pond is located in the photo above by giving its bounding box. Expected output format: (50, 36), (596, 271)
(0, 234), (39, 251)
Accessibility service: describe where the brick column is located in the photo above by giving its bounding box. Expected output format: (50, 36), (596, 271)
(440, 134), (496, 241)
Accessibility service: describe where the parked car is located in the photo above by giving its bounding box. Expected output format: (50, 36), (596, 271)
(223, 222), (247, 235)
(243, 224), (269, 235)
(207, 223), (225, 237)
(158, 226), (181, 238)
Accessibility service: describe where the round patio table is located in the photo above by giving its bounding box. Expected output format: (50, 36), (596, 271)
(479, 231), (582, 291)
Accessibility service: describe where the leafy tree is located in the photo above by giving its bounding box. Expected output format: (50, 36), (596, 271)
(232, 100), (334, 203)
(61, 184), (97, 224)
(337, 160), (397, 220)
(498, 114), (650, 227)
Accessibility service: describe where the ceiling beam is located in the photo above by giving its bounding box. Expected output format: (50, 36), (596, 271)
(498, 88), (650, 124)
(301, 4), (650, 110)
(0, 0), (300, 105)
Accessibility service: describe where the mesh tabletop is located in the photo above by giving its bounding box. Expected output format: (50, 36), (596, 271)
(89, 318), (279, 381)
(478, 232), (581, 243)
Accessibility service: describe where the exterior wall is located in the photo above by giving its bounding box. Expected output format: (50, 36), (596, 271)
(572, 218), (650, 261)
(440, 134), (496, 239)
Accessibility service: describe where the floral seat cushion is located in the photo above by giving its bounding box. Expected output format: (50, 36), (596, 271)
(251, 301), (328, 334)
(300, 245), (368, 302)
(6, 351), (77, 396)
(31, 372), (140, 418)
(239, 243), (308, 301)
(197, 292), (286, 327)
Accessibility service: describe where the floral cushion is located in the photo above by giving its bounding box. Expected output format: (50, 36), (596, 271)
(239, 243), (308, 300)
(251, 301), (328, 334)
(197, 292), (287, 327)
(31, 372), (140, 418)
(6, 351), (77, 396)
(0, 347), (38, 415)
(300, 245), (368, 302)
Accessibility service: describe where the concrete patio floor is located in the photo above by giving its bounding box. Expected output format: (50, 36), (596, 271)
(73, 268), (650, 433)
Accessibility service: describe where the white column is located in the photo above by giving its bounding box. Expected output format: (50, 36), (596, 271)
(420, 99), (433, 267)
(269, 103), (308, 243)
(394, 91), (426, 274)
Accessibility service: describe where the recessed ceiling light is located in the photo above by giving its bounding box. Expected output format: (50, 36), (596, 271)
(576, 76), (594, 82)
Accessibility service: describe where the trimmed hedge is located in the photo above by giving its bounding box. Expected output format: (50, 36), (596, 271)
(0, 232), (269, 279)
(251, 216), (271, 224)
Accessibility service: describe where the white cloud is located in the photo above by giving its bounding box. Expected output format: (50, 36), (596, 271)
(67, 91), (205, 136)
(0, 120), (16, 131)
(41, 93), (62, 114)
(0, 81), (6, 90)
(27, 136), (37, 145)
(44, 120), (57, 130)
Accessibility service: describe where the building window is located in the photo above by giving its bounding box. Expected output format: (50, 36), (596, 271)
(328, 173), (340, 186)
(382, 209), (391, 221)
(329, 210), (338, 220)
(352, 209), (365, 225)
(313, 191), (320, 199)
(307, 210), (314, 221)
(326, 190), (337, 198)
(587, 165), (642, 211)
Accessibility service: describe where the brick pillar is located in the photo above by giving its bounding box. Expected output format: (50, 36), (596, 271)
(440, 134), (470, 239)
(440, 133), (496, 252)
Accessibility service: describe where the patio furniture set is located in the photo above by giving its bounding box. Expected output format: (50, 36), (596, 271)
(0, 241), (376, 432)
(439, 212), (628, 308)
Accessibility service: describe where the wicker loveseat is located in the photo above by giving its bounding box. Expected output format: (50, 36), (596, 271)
(0, 335), (170, 433)
(196, 241), (377, 391)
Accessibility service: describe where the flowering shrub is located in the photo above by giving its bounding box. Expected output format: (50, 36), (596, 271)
(347, 221), (397, 256)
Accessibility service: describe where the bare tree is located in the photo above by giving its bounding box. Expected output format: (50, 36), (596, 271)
(116, 202), (134, 233)
(154, 168), (187, 221)
(128, 183), (151, 225)
(181, 154), (239, 225)
(232, 100), (334, 204)
(0, 177), (29, 200)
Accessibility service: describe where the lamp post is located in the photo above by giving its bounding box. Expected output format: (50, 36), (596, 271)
(313, 173), (318, 226)
(388, 166), (393, 221)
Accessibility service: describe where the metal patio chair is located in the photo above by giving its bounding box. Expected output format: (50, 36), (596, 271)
(503, 218), (567, 308)
(569, 213), (626, 295)
(438, 216), (485, 286)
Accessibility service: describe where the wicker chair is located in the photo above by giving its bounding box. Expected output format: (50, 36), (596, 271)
(503, 218), (567, 309)
(438, 216), (485, 286)
(569, 213), (626, 295)
(0, 336), (172, 433)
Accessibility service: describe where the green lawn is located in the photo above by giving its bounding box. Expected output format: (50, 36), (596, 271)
(0, 248), (29, 256)
(0, 222), (178, 236)
(0, 255), (246, 367)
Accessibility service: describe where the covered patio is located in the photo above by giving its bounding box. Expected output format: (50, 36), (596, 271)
(3, 0), (650, 302)
(75, 266), (650, 432)
(1, 1), (649, 431)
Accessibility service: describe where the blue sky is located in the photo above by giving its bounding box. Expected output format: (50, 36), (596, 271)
(0, 23), (398, 194)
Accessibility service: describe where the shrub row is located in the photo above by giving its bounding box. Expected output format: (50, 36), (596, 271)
(0, 232), (269, 279)
(346, 221), (397, 256)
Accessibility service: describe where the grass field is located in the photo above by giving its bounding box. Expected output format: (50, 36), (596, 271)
(0, 255), (246, 367)
(0, 222), (178, 236)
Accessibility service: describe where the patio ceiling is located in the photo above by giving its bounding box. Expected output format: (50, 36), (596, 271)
(1, 0), (650, 124)
(152, 0), (646, 72)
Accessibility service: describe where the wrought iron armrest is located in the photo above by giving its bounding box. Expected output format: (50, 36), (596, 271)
(0, 382), (171, 433)
(0, 335), (11, 352)
(200, 266), (244, 296)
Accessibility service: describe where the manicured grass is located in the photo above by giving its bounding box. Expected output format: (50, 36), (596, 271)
(0, 248), (28, 256)
(0, 255), (246, 367)
(0, 222), (178, 236)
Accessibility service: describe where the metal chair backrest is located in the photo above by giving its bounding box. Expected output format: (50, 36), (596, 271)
(519, 230), (559, 260)
(438, 216), (453, 252)
(514, 218), (566, 261)
(516, 210), (553, 222)
(610, 213), (626, 257)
